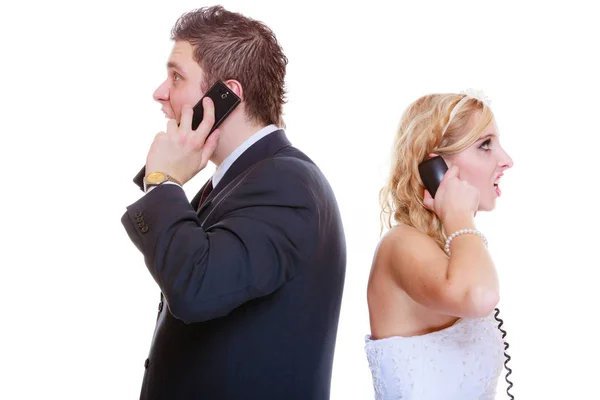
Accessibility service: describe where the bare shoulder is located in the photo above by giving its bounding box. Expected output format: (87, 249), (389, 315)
(378, 224), (445, 268)
(373, 223), (452, 310)
(368, 224), (455, 336)
(371, 223), (496, 320)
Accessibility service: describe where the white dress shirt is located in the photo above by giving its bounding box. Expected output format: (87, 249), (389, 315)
(146, 124), (279, 194)
(211, 124), (279, 187)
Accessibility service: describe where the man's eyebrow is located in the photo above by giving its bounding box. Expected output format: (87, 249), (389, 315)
(167, 61), (183, 71)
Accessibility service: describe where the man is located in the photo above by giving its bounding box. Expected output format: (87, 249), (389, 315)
(121, 6), (347, 399)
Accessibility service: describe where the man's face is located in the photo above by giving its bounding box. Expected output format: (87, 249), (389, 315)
(153, 41), (205, 123)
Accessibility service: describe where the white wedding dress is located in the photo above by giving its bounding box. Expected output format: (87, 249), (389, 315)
(364, 312), (505, 399)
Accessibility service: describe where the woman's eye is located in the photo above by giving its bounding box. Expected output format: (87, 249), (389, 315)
(480, 139), (492, 150)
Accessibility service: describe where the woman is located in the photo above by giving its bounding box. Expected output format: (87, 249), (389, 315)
(365, 90), (514, 399)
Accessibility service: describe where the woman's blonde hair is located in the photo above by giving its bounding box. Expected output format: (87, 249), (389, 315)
(379, 93), (494, 249)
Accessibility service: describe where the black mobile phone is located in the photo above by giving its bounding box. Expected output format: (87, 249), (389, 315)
(418, 156), (448, 198)
(191, 80), (241, 131)
(133, 80), (241, 189)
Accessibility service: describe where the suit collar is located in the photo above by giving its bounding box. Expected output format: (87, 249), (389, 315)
(212, 124), (279, 188)
(191, 129), (291, 212)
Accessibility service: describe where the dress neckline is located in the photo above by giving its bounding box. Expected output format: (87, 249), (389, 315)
(365, 317), (468, 343)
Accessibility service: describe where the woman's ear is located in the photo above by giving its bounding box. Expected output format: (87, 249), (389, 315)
(427, 152), (453, 168)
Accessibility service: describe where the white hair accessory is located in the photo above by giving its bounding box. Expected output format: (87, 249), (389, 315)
(440, 88), (492, 137)
(460, 88), (492, 107)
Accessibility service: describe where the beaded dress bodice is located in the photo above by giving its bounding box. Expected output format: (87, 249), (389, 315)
(364, 313), (504, 399)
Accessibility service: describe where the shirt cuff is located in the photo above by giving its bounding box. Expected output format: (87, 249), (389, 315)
(146, 181), (181, 194)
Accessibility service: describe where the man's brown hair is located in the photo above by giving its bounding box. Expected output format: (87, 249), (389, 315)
(171, 6), (288, 127)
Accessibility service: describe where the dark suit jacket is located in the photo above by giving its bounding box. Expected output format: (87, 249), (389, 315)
(121, 130), (346, 399)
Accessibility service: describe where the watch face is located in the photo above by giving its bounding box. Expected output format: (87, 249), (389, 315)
(146, 171), (166, 184)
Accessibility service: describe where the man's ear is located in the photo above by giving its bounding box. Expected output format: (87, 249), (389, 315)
(223, 79), (243, 100)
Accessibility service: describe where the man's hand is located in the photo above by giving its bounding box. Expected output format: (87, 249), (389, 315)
(146, 97), (221, 185)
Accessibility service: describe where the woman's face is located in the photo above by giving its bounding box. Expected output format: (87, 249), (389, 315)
(445, 117), (514, 211)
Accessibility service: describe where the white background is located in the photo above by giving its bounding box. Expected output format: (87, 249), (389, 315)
(2, 0), (599, 398)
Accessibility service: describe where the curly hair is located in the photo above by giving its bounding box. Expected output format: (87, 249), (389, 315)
(379, 93), (494, 249)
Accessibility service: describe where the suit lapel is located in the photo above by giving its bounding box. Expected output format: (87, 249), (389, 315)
(194, 129), (291, 215)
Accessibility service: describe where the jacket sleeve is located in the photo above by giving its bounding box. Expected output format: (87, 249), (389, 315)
(121, 158), (318, 324)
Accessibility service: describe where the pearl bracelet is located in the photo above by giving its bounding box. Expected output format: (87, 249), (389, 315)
(444, 229), (488, 256)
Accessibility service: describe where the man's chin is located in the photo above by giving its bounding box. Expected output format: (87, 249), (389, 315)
(161, 109), (175, 120)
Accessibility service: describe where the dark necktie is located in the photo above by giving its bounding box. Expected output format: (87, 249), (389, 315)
(198, 179), (214, 210)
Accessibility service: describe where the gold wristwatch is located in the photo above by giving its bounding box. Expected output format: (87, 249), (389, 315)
(143, 172), (182, 192)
